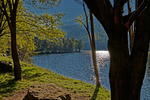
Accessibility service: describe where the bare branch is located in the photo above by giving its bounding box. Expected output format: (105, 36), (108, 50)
(74, 0), (83, 5)
(83, 2), (91, 41)
(125, 0), (148, 29)
(75, 19), (90, 38)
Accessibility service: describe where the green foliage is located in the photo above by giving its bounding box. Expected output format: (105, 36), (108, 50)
(17, 3), (66, 39)
(0, 35), (10, 53)
(76, 39), (84, 52)
(35, 37), (84, 53)
(0, 56), (110, 100)
(0, 2), (65, 63)
(0, 7), (8, 37)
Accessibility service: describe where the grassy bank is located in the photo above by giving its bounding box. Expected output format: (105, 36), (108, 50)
(0, 56), (110, 100)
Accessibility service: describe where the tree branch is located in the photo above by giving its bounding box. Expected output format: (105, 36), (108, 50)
(7, 0), (12, 14)
(16, 20), (45, 31)
(1, 19), (7, 29)
(114, 0), (128, 7)
(125, 0), (148, 29)
(0, 14), (4, 26)
(74, 0), (83, 5)
(75, 19), (91, 39)
(123, 11), (135, 24)
(1, 1), (15, 34)
(83, 2), (91, 41)
(83, 0), (113, 37)
(0, 32), (8, 37)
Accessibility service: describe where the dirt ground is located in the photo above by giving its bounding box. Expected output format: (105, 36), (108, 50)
(0, 88), (90, 100)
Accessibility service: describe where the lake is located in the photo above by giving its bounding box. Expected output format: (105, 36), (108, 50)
(32, 50), (150, 100)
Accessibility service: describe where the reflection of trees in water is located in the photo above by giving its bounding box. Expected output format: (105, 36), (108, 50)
(147, 56), (150, 77)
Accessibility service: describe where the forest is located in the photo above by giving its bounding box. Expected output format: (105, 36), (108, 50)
(35, 37), (84, 54)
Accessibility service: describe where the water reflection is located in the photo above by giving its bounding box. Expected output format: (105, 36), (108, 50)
(96, 51), (110, 89)
(80, 51), (110, 88)
(96, 51), (110, 68)
(32, 51), (150, 99)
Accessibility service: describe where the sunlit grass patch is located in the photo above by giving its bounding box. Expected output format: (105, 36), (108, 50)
(0, 56), (111, 100)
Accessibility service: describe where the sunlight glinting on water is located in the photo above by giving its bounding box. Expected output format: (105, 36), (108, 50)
(32, 50), (150, 99)
(87, 51), (110, 87)
(96, 50), (110, 58)
(96, 50), (110, 72)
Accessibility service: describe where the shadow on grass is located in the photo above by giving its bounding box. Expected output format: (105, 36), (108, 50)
(0, 79), (17, 94)
(90, 87), (99, 100)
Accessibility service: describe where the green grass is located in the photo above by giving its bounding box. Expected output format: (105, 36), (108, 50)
(0, 56), (111, 100)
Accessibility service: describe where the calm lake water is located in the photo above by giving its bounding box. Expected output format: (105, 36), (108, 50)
(32, 50), (150, 100)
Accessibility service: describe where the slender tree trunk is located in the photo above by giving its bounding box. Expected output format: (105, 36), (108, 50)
(90, 11), (100, 87)
(91, 44), (100, 87)
(2, 0), (21, 80)
(11, 18), (21, 80)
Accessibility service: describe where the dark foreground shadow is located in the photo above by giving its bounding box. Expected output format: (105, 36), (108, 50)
(90, 87), (99, 100)
(0, 78), (17, 94)
(23, 94), (29, 100)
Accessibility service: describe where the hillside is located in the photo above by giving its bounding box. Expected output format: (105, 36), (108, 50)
(60, 24), (108, 50)
(31, 0), (108, 50)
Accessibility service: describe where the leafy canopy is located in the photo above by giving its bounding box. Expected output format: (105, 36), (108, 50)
(0, 1), (65, 62)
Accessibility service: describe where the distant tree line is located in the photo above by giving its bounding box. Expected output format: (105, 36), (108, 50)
(34, 37), (84, 53)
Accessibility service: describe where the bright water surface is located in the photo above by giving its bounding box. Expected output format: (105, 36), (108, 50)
(32, 51), (150, 100)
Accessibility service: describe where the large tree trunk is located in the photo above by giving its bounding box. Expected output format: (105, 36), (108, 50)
(83, 0), (150, 99)
(109, 4), (150, 100)
(108, 24), (150, 100)
(108, 26), (131, 100)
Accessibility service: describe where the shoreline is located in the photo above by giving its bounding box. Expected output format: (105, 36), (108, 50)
(0, 56), (111, 100)
(35, 51), (82, 54)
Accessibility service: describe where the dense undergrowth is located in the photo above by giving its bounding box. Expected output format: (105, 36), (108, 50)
(0, 56), (110, 100)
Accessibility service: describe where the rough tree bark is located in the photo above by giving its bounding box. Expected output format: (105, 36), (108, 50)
(83, 0), (150, 99)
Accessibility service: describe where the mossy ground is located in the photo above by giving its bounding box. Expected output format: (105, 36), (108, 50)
(0, 56), (111, 100)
